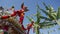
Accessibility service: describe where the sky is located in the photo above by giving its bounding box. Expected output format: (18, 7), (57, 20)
(0, 0), (60, 34)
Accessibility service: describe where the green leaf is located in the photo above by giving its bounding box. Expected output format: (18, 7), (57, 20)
(40, 22), (57, 26)
(40, 16), (52, 21)
(43, 2), (49, 10)
(36, 8), (41, 24)
(38, 3), (56, 20)
(33, 12), (52, 21)
(26, 16), (34, 22)
(49, 6), (54, 12)
(40, 22), (57, 29)
(38, 7), (55, 20)
(52, 12), (57, 17)
(48, 6), (57, 19)
(56, 20), (60, 25)
(57, 7), (60, 19)
(48, 6), (53, 14)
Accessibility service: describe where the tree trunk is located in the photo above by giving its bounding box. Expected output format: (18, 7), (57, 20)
(35, 27), (39, 34)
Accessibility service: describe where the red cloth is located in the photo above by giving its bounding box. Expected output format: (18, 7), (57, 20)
(27, 21), (34, 29)
(1, 16), (9, 19)
(10, 11), (16, 17)
(26, 22), (34, 34)
(3, 25), (9, 31)
(21, 25), (26, 30)
(1, 11), (16, 19)
(1, 9), (25, 25)
(17, 10), (25, 24)
(27, 23), (33, 29)
(19, 16), (24, 24)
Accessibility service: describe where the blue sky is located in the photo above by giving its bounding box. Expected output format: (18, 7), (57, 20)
(0, 0), (60, 34)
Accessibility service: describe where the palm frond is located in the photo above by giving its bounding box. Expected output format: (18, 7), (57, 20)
(38, 7), (55, 20)
(32, 12), (52, 21)
(36, 6), (41, 24)
(43, 2), (49, 10)
(40, 3), (56, 20)
(40, 22), (57, 26)
(40, 22), (57, 29)
(48, 6), (53, 15)
(52, 12), (57, 17)
(40, 16), (52, 21)
(49, 6), (54, 12)
(26, 16), (34, 22)
(57, 7), (60, 19)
